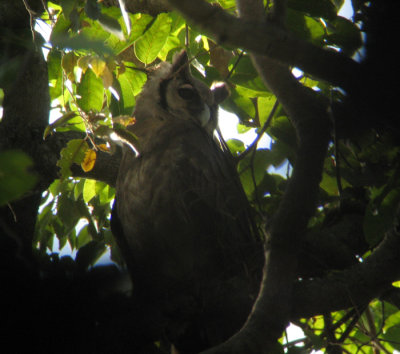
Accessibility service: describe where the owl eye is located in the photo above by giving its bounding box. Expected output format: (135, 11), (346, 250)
(178, 85), (196, 100)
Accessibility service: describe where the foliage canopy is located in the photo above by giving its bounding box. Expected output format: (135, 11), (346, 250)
(1, 0), (400, 353)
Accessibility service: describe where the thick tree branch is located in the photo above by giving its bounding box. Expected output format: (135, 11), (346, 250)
(70, 147), (121, 187)
(102, 0), (171, 16)
(167, 0), (361, 92)
(292, 207), (400, 319)
(202, 0), (331, 353)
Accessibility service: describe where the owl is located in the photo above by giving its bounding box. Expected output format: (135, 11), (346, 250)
(111, 50), (263, 353)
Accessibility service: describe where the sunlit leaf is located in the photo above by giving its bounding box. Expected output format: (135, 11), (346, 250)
(135, 13), (172, 64)
(61, 52), (77, 81)
(77, 69), (104, 112)
(43, 111), (78, 139)
(90, 57), (106, 77)
(101, 65), (114, 88)
(83, 178), (97, 203)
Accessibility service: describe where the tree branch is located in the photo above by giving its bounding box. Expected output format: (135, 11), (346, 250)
(102, 0), (171, 16)
(202, 0), (331, 352)
(167, 0), (361, 92)
(291, 207), (400, 319)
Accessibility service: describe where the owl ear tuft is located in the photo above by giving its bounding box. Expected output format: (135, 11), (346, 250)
(171, 50), (191, 79)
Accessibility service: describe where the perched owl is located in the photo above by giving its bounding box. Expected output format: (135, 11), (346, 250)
(111, 50), (263, 352)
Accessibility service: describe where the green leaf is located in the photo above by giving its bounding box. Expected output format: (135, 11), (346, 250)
(135, 13), (172, 64)
(73, 179), (85, 200)
(52, 32), (112, 54)
(98, 12), (124, 40)
(287, 0), (337, 20)
(84, 0), (100, 20)
(115, 68), (146, 114)
(83, 178), (97, 203)
(57, 194), (83, 236)
(229, 56), (269, 94)
(77, 69), (104, 112)
(287, 9), (325, 45)
(364, 187), (400, 246)
(47, 50), (63, 100)
(107, 13), (153, 55)
(60, 0), (76, 19)
(226, 138), (245, 155)
(258, 96), (277, 126)
(50, 12), (71, 44)
(76, 240), (107, 270)
(0, 150), (37, 206)
(238, 149), (272, 197)
(327, 16), (362, 56)
(382, 325), (400, 351)
(267, 116), (297, 149)
(76, 224), (92, 249)
(97, 183), (114, 205)
(57, 139), (89, 178)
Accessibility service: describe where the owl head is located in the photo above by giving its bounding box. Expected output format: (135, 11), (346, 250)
(134, 50), (229, 135)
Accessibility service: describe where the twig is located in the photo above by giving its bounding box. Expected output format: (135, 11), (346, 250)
(22, 0), (37, 41)
(237, 99), (279, 162)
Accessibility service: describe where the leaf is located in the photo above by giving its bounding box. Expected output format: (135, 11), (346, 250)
(106, 13), (153, 55)
(52, 33), (112, 55)
(113, 68), (146, 115)
(267, 116), (297, 149)
(98, 12), (124, 40)
(81, 149), (97, 172)
(258, 96), (277, 127)
(75, 240), (107, 270)
(84, 0), (100, 20)
(77, 55), (91, 73)
(238, 149), (272, 197)
(97, 143), (110, 152)
(53, 115), (86, 134)
(43, 111), (78, 139)
(135, 13), (172, 64)
(101, 65), (114, 88)
(77, 69), (104, 112)
(57, 139), (89, 178)
(90, 57), (106, 77)
(57, 194), (83, 236)
(287, 0), (337, 21)
(364, 188), (400, 246)
(287, 9), (325, 46)
(0, 151), (37, 206)
(226, 138), (245, 155)
(76, 224), (92, 249)
(83, 178), (97, 203)
(327, 16), (362, 56)
(229, 55), (269, 94)
(61, 52), (77, 81)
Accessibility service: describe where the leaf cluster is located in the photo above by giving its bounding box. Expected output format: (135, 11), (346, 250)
(1, 0), (400, 353)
